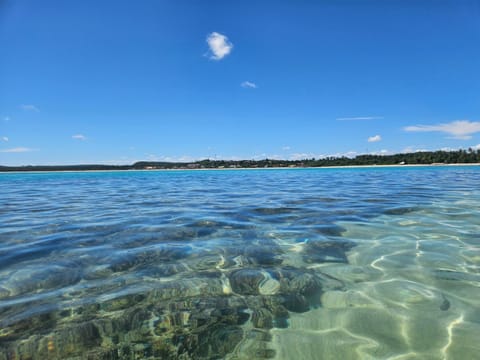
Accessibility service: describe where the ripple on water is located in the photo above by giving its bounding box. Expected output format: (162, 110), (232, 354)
(1, 167), (480, 359)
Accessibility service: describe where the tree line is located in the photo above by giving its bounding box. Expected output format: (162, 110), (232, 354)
(1, 149), (480, 172)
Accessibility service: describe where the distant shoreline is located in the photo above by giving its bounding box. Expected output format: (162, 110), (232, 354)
(1, 163), (480, 174)
(2, 150), (480, 172)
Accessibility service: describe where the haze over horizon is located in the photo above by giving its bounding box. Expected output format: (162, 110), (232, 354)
(1, 0), (479, 166)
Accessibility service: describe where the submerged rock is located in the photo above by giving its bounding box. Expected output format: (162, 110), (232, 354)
(229, 269), (267, 295)
(251, 308), (274, 329)
(383, 206), (419, 215)
(0, 263), (81, 299)
(0, 223), (356, 360)
(312, 224), (346, 237)
(303, 238), (356, 264)
(440, 294), (450, 311)
(107, 244), (193, 273)
(244, 245), (283, 266)
(251, 207), (300, 215)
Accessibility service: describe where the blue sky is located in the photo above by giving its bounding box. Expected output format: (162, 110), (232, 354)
(1, 0), (479, 165)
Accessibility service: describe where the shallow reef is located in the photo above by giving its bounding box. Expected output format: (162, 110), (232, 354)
(0, 232), (353, 360)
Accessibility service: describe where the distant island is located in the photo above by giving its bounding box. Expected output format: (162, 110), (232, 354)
(1, 149), (480, 172)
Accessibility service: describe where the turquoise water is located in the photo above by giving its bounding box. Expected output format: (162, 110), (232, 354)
(0, 167), (479, 359)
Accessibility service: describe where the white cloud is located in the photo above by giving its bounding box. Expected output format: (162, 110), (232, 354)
(282, 146), (291, 151)
(72, 134), (87, 141)
(368, 135), (382, 143)
(145, 154), (200, 163)
(327, 151), (359, 158)
(404, 120), (480, 140)
(287, 152), (328, 160)
(3, 116), (11, 122)
(251, 153), (282, 160)
(1, 136), (8, 142)
(241, 81), (257, 89)
(471, 144), (480, 150)
(336, 116), (383, 121)
(20, 104), (40, 112)
(0, 147), (35, 153)
(401, 145), (428, 154)
(206, 32), (233, 60)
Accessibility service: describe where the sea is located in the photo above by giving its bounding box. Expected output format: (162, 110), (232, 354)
(0, 166), (479, 360)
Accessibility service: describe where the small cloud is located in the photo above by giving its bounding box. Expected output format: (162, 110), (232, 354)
(0, 147), (36, 153)
(282, 146), (291, 151)
(3, 116), (11, 122)
(368, 135), (382, 143)
(336, 116), (383, 121)
(402, 146), (415, 153)
(20, 104), (40, 112)
(206, 32), (233, 60)
(404, 120), (480, 140)
(241, 81), (257, 89)
(1, 136), (8, 142)
(72, 134), (87, 141)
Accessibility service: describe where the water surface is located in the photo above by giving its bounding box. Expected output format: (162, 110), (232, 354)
(0, 167), (479, 359)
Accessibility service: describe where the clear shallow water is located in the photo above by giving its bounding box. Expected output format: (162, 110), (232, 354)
(0, 167), (479, 359)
